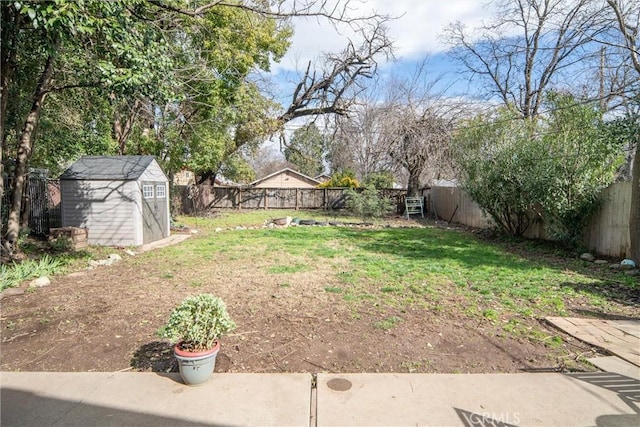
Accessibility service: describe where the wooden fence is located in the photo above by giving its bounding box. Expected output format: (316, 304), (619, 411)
(13, 176), (630, 258)
(583, 182), (632, 258)
(427, 182), (632, 258)
(175, 185), (407, 214)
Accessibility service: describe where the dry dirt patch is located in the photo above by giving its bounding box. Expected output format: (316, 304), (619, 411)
(0, 224), (621, 374)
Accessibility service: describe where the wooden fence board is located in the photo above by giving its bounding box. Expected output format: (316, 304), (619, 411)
(175, 185), (406, 214)
(429, 182), (632, 258)
(583, 182), (631, 258)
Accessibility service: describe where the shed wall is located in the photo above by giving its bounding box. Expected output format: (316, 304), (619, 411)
(139, 160), (168, 182)
(61, 179), (142, 246)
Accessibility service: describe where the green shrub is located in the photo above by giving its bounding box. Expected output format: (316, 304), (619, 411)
(345, 183), (394, 220)
(157, 294), (236, 352)
(364, 171), (395, 189)
(453, 94), (621, 244)
(50, 236), (74, 252)
(0, 255), (66, 292)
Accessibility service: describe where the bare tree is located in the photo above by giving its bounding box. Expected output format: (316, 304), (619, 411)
(328, 93), (396, 181)
(383, 106), (454, 196)
(278, 22), (392, 124)
(443, 0), (608, 118)
(380, 64), (459, 196)
(326, 61), (459, 194)
(246, 145), (295, 178)
(607, 0), (640, 74)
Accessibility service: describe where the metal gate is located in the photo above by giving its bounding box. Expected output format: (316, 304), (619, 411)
(1, 169), (60, 236)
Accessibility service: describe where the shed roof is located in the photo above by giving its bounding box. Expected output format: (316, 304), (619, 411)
(60, 156), (157, 180)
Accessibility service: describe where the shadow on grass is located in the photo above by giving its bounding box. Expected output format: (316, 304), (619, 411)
(333, 226), (530, 269)
(330, 226), (639, 309)
(561, 280), (640, 310)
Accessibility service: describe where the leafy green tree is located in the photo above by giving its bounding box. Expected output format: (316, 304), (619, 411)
(453, 107), (541, 236)
(1, 0), (173, 253)
(364, 171), (395, 189)
(453, 94), (623, 243)
(539, 93), (623, 244)
(31, 91), (118, 176)
(112, 3), (291, 183)
(284, 123), (327, 177)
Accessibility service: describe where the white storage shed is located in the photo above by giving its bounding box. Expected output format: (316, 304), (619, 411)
(60, 155), (170, 246)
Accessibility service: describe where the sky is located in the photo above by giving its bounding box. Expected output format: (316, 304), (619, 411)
(261, 0), (498, 155)
(271, 0), (497, 103)
(276, 0), (491, 69)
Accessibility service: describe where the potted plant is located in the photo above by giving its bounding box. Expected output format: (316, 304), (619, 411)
(158, 294), (235, 385)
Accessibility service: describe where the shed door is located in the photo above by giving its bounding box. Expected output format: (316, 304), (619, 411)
(141, 181), (168, 244)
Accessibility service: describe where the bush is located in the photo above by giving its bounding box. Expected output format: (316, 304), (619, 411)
(317, 171), (360, 188)
(0, 255), (66, 292)
(452, 106), (540, 236)
(364, 171), (395, 189)
(453, 94), (622, 245)
(50, 236), (73, 252)
(346, 183), (394, 220)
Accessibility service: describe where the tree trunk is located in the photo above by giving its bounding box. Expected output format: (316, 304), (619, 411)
(1, 4), (19, 243)
(406, 168), (420, 197)
(4, 53), (55, 252)
(630, 142), (639, 263)
(113, 99), (141, 155)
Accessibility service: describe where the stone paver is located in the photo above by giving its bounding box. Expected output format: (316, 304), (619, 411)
(546, 317), (640, 367)
(138, 234), (191, 253)
(588, 356), (640, 380)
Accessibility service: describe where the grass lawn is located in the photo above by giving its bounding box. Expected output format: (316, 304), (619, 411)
(0, 210), (637, 373)
(171, 211), (637, 317)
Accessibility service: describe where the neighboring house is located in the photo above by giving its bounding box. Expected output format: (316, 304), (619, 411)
(60, 155), (170, 246)
(430, 178), (458, 187)
(315, 173), (331, 183)
(250, 168), (321, 189)
(173, 169), (196, 186)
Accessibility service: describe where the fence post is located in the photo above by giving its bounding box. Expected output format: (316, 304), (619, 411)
(238, 188), (242, 210)
(295, 188), (299, 210)
(264, 189), (268, 210)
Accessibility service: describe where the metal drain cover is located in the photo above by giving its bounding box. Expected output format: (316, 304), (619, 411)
(327, 378), (352, 391)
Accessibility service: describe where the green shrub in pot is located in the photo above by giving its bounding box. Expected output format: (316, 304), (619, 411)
(158, 294), (236, 352)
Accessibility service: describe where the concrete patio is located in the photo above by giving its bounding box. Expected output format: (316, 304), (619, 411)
(2, 368), (639, 426)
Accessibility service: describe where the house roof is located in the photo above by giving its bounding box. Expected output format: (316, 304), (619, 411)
(249, 168), (321, 187)
(60, 156), (156, 180)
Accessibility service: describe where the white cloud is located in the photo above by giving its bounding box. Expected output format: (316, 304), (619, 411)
(272, 0), (495, 73)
